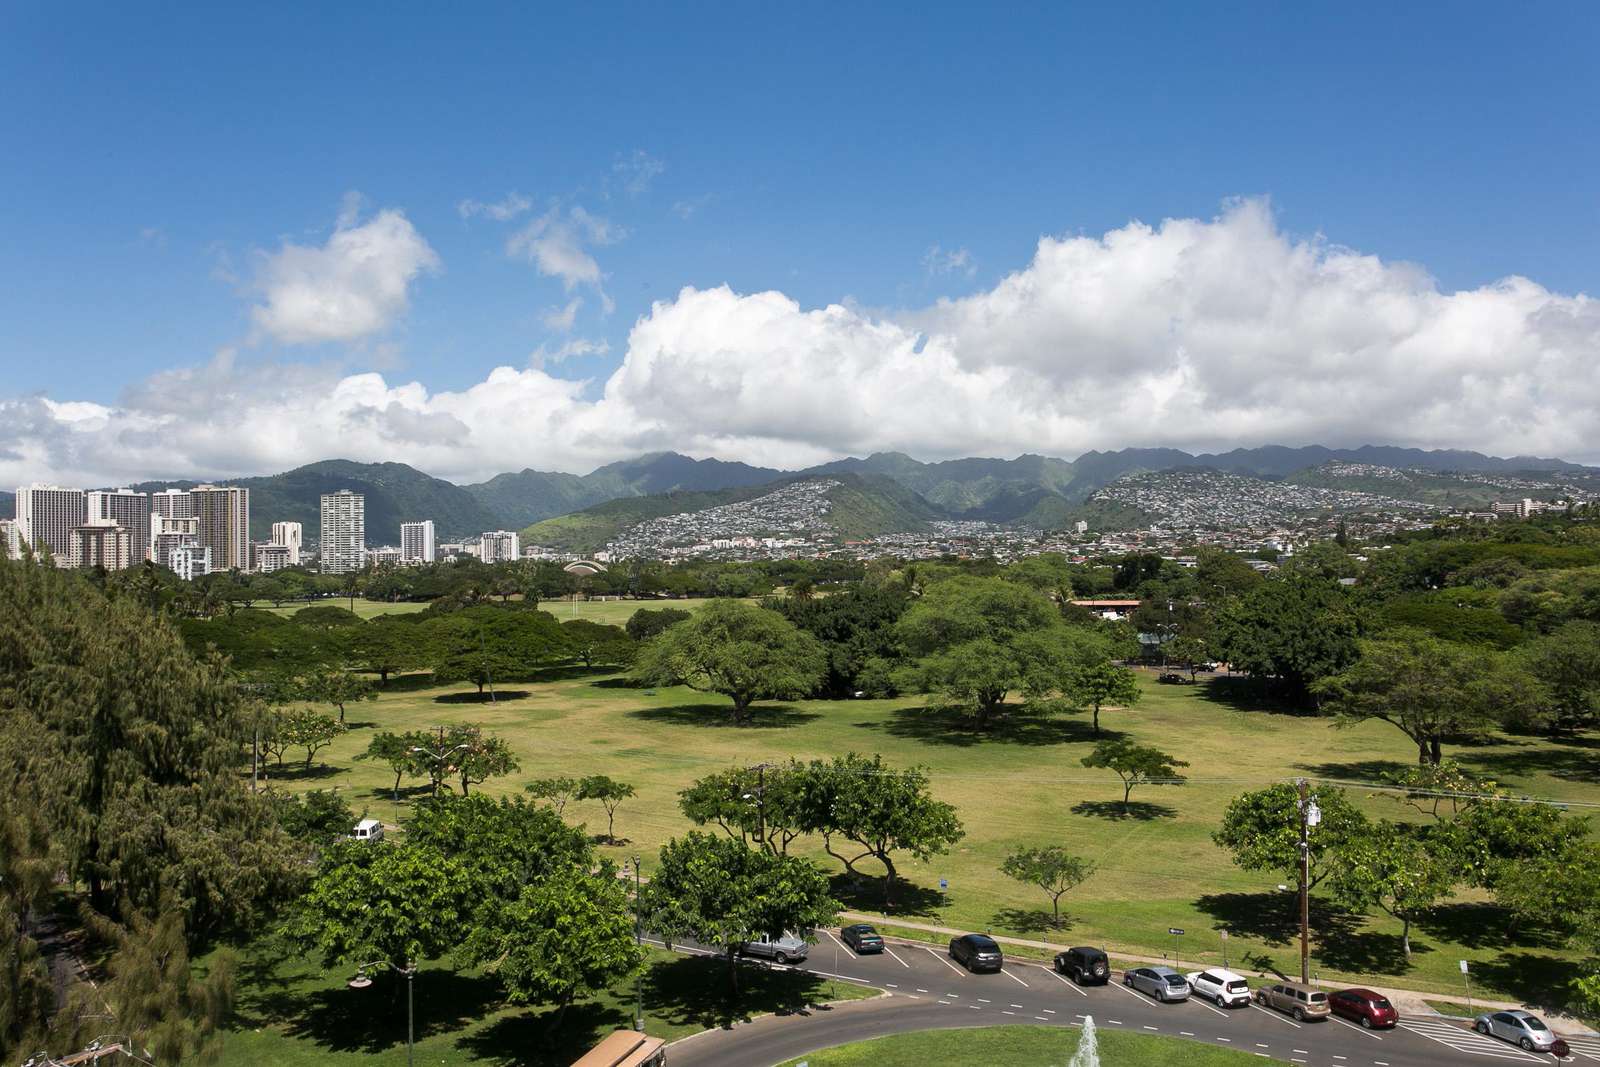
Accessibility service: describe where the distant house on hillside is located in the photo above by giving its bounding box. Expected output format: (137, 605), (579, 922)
(1069, 599), (1142, 621)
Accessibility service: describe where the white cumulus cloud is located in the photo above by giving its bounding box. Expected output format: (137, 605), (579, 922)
(7, 199), (1599, 488)
(250, 204), (440, 344)
(507, 206), (621, 294)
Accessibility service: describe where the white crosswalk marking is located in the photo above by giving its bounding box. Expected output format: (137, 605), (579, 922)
(1399, 1018), (1543, 1060)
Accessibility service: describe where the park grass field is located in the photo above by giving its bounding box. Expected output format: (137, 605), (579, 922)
(777, 1025), (1268, 1066)
(252, 595), (725, 624)
(266, 663), (1600, 1011)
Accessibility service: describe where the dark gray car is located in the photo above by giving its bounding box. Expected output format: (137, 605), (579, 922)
(948, 934), (1004, 973)
(1124, 965), (1190, 1002)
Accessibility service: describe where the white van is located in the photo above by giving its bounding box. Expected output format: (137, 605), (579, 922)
(352, 818), (384, 843)
(1187, 968), (1251, 1008)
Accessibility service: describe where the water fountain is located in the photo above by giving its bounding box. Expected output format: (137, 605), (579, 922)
(1066, 1015), (1099, 1067)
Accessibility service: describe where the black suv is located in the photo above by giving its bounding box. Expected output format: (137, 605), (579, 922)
(949, 934), (1004, 973)
(1054, 946), (1111, 985)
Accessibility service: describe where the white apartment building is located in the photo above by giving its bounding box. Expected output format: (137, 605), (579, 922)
(1, 518), (23, 560)
(14, 484), (86, 564)
(191, 485), (250, 571)
(270, 521), (303, 565)
(400, 520), (436, 564)
(86, 489), (152, 560)
(152, 516), (200, 567)
(319, 490), (366, 574)
(168, 543), (212, 581)
(150, 488), (193, 520)
(479, 530), (520, 564)
(367, 545), (403, 568)
(254, 543), (293, 572)
(70, 519), (134, 571)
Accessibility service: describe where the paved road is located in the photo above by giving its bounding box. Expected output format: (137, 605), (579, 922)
(664, 930), (1600, 1067)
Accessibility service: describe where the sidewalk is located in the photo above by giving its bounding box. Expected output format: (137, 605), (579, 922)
(840, 909), (1600, 1037)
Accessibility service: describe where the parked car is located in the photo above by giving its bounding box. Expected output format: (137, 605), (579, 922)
(948, 934), (1004, 973)
(840, 923), (884, 954)
(1054, 946), (1111, 985)
(1475, 1010), (1569, 1055)
(1124, 966), (1190, 1002)
(739, 932), (808, 964)
(1254, 981), (1331, 1021)
(1186, 968), (1250, 1008)
(1328, 988), (1399, 1029)
(1157, 672), (1188, 684)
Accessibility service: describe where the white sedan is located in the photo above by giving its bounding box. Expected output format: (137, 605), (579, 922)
(1187, 968), (1251, 1008)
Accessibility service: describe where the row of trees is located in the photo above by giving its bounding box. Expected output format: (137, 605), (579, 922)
(1214, 772), (1600, 958)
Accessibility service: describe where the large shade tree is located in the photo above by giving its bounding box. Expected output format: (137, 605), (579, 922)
(1212, 574), (1363, 702)
(632, 599), (827, 723)
(892, 577), (1108, 728)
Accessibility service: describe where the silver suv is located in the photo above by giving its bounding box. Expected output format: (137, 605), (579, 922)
(739, 932), (809, 964)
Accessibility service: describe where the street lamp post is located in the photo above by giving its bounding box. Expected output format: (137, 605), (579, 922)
(1297, 779), (1320, 985)
(410, 728), (471, 797)
(631, 854), (643, 1030)
(350, 960), (417, 1067)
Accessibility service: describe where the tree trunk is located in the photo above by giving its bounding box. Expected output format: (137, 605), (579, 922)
(1052, 895), (1061, 926)
(1401, 916), (1412, 957)
(880, 851), (898, 906)
(1417, 738), (1431, 765)
(476, 679), (485, 696)
(1123, 779), (1134, 807)
(1429, 737), (1442, 765)
(392, 767), (403, 799)
(726, 945), (740, 994)
(1093, 701), (1102, 736)
(460, 771), (471, 796)
(607, 809), (616, 843)
(337, 703), (345, 723)
(731, 694), (751, 724)
(379, 667), (390, 685)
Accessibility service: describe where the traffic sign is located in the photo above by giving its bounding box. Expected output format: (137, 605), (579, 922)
(939, 878), (948, 890)
(1460, 960), (1470, 974)
(1168, 927), (1185, 935)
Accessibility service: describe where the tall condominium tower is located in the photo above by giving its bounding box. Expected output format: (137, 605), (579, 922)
(150, 488), (193, 520)
(319, 490), (366, 574)
(190, 485), (251, 571)
(71, 519), (135, 571)
(400, 520), (436, 564)
(270, 520), (303, 565)
(479, 530), (521, 564)
(14, 484), (86, 563)
(86, 488), (152, 561)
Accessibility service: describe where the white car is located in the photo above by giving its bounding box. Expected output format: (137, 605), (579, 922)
(1187, 968), (1251, 1008)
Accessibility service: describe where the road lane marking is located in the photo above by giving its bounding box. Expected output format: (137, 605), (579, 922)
(1002, 1010), (1016, 1016)
(1112, 978), (1147, 1002)
(1256, 1043), (1270, 1048)
(1180, 1030), (1195, 1036)
(1042, 1009), (1056, 1014)
(1217, 1037), (1232, 1042)
(1144, 1025), (1160, 1031)
(1191, 997), (1230, 1018)
(1048, 970), (1089, 996)
(1001, 967), (1031, 987)
(883, 945), (910, 969)
(885, 983), (897, 988)
(1009, 1003), (1024, 1008)
(1108, 1019), (1122, 1025)
(1036, 1016), (1049, 1021)
(1250, 1004), (1302, 1028)
(825, 929), (849, 953)
(1399, 1019), (1542, 1061)
(915, 988), (929, 993)
(977, 998), (991, 1003)
(805, 968), (870, 983)
(1328, 1015), (1384, 1040)
(927, 948), (967, 977)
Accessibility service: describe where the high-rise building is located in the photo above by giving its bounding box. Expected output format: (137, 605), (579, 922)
(400, 520), (436, 564)
(14, 484), (86, 564)
(479, 530), (521, 564)
(270, 521), (303, 565)
(0, 519), (22, 560)
(70, 519), (134, 571)
(319, 490), (366, 574)
(190, 485), (250, 571)
(152, 516), (200, 567)
(87, 489), (152, 561)
(150, 489), (193, 520)
(366, 545), (403, 568)
(168, 543), (212, 581)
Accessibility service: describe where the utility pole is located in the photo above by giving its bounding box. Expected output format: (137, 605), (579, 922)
(1297, 778), (1317, 985)
(632, 855), (643, 1030)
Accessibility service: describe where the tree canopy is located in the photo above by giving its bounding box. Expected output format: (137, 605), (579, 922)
(1080, 739), (1188, 807)
(632, 599), (827, 722)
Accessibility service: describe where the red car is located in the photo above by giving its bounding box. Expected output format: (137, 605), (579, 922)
(1328, 988), (1399, 1029)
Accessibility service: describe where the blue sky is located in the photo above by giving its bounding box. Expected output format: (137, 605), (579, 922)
(3, 4), (1599, 482)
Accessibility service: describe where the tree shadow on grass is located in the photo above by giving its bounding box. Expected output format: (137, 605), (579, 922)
(433, 690), (533, 704)
(827, 871), (948, 917)
(1069, 799), (1178, 821)
(1196, 677), (1319, 717)
(456, 1001), (635, 1066)
(1194, 892), (1364, 950)
(591, 677), (645, 690)
(639, 952), (842, 1032)
(1417, 902), (1568, 953)
(343, 720), (381, 731)
(859, 706), (1120, 748)
(523, 664), (624, 684)
(264, 763), (344, 782)
(1293, 759), (1412, 782)
(625, 703), (819, 729)
(1469, 952), (1588, 1016)
(1460, 745), (1600, 784)
(990, 907), (1070, 935)
(265, 970), (503, 1055)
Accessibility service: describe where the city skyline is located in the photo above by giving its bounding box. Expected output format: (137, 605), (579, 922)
(3, 7), (1598, 487)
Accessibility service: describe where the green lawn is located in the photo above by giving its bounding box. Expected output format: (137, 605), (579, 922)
(217, 945), (874, 1066)
(269, 667), (1600, 1009)
(778, 1024), (1271, 1065)
(252, 596), (725, 625)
